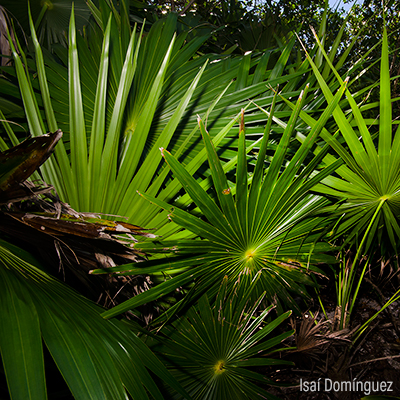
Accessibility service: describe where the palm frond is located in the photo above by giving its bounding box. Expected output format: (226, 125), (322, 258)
(149, 275), (294, 400)
(0, 239), (188, 400)
(305, 27), (400, 255)
(94, 85), (348, 320)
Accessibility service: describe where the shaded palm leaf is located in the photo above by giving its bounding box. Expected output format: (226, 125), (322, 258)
(1, 0), (91, 48)
(0, 239), (189, 400)
(149, 274), (293, 400)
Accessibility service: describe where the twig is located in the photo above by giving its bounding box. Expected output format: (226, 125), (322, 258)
(180, 0), (196, 15)
(349, 354), (400, 368)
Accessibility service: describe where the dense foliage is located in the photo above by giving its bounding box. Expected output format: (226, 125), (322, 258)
(1, 0), (400, 399)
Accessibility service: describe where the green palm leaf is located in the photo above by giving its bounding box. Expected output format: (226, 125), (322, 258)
(0, 239), (189, 400)
(1, 5), (297, 235)
(94, 84), (347, 319)
(304, 26), (400, 253)
(148, 275), (293, 400)
(0, 262), (46, 400)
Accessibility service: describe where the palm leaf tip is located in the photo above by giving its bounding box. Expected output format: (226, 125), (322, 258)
(239, 108), (245, 132)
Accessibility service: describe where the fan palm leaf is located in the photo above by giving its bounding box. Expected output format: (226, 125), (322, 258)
(0, 3), (309, 238)
(149, 274), (294, 400)
(299, 26), (400, 255)
(93, 81), (348, 320)
(273, 23), (399, 329)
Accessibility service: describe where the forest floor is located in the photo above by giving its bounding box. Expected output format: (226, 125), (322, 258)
(267, 271), (400, 400)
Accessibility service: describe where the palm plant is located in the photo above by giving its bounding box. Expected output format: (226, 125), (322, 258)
(307, 25), (400, 254)
(149, 274), (295, 400)
(287, 24), (400, 329)
(0, 4), (321, 398)
(1, 3), (390, 397)
(92, 81), (349, 321)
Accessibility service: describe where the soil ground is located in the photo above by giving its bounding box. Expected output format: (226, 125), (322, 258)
(266, 271), (400, 400)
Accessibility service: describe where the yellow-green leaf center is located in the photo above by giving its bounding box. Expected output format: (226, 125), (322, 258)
(244, 249), (256, 261)
(213, 360), (226, 375)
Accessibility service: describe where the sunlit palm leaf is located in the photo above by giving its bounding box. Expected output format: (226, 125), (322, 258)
(0, 3), (373, 242)
(94, 85), (347, 320)
(303, 27), (400, 254)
